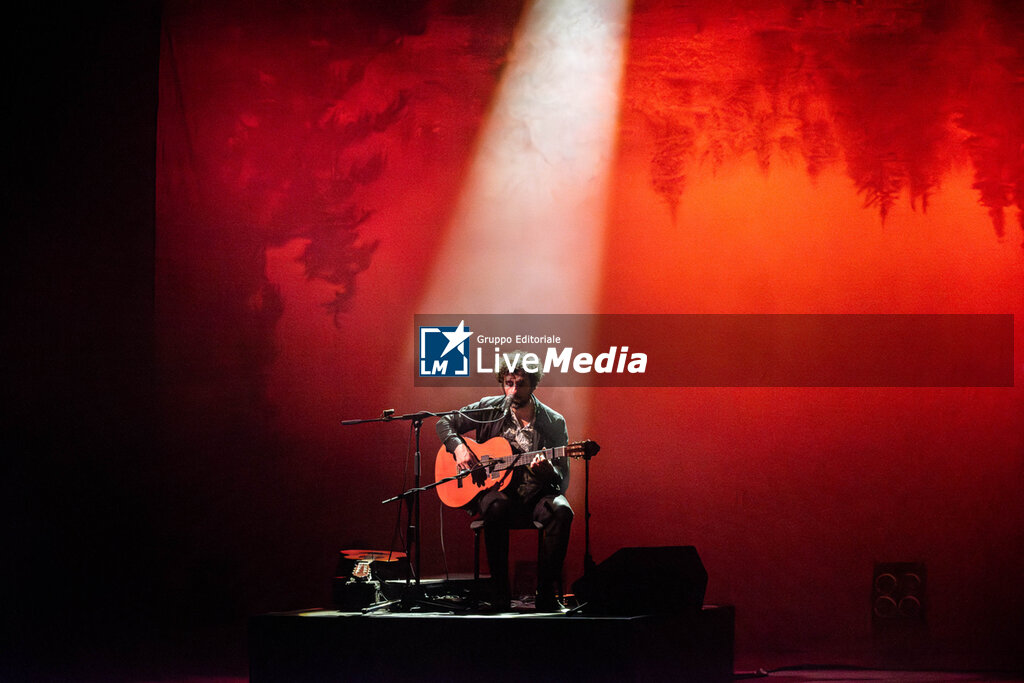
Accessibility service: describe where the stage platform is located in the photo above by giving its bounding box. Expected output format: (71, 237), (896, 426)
(249, 604), (734, 682)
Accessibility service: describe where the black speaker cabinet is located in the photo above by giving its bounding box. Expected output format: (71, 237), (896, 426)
(572, 546), (708, 616)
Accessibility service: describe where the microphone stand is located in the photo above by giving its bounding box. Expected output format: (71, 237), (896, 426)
(341, 405), (494, 613)
(582, 445), (597, 577)
(566, 439), (600, 616)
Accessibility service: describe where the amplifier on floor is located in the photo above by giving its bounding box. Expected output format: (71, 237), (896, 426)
(572, 545), (708, 616)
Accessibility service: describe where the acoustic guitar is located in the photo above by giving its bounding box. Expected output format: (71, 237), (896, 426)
(434, 436), (600, 508)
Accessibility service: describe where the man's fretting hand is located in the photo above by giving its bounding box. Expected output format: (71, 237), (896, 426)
(529, 455), (556, 484)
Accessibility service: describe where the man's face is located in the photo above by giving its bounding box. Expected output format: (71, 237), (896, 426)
(502, 370), (533, 407)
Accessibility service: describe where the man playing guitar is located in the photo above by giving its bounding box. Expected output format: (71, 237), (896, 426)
(436, 354), (572, 612)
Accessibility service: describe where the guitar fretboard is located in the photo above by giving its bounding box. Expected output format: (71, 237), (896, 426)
(482, 446), (564, 473)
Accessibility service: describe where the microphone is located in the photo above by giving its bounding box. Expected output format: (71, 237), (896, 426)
(500, 394), (513, 412)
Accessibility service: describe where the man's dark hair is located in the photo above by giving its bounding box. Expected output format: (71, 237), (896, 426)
(494, 350), (543, 389)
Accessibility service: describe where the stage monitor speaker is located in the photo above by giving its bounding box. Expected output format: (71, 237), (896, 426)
(572, 546), (708, 616)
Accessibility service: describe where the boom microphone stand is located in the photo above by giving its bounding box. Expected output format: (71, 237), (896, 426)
(341, 405), (492, 612)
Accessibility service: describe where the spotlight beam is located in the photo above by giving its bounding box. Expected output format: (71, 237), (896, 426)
(418, 0), (630, 314)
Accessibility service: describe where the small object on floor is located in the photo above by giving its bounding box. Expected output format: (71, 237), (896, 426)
(534, 595), (567, 613)
(483, 602), (512, 614)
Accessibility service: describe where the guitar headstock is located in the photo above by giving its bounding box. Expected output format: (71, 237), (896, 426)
(565, 440), (600, 460)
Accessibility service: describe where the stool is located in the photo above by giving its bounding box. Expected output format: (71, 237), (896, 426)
(471, 518), (545, 595)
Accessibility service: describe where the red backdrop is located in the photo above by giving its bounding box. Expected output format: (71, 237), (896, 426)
(154, 0), (1022, 670)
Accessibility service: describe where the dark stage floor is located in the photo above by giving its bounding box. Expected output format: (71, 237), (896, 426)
(249, 605), (735, 682)
(6, 605), (1020, 682)
(8, 629), (1021, 683)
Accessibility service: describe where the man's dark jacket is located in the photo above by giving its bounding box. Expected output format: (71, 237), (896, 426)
(436, 394), (570, 496)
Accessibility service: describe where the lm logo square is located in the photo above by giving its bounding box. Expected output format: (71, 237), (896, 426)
(419, 320), (472, 377)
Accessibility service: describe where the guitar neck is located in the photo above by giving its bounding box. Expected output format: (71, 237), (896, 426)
(488, 446), (564, 472)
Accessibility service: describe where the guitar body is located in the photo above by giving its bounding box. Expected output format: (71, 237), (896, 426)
(434, 436), (600, 509)
(434, 437), (516, 509)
